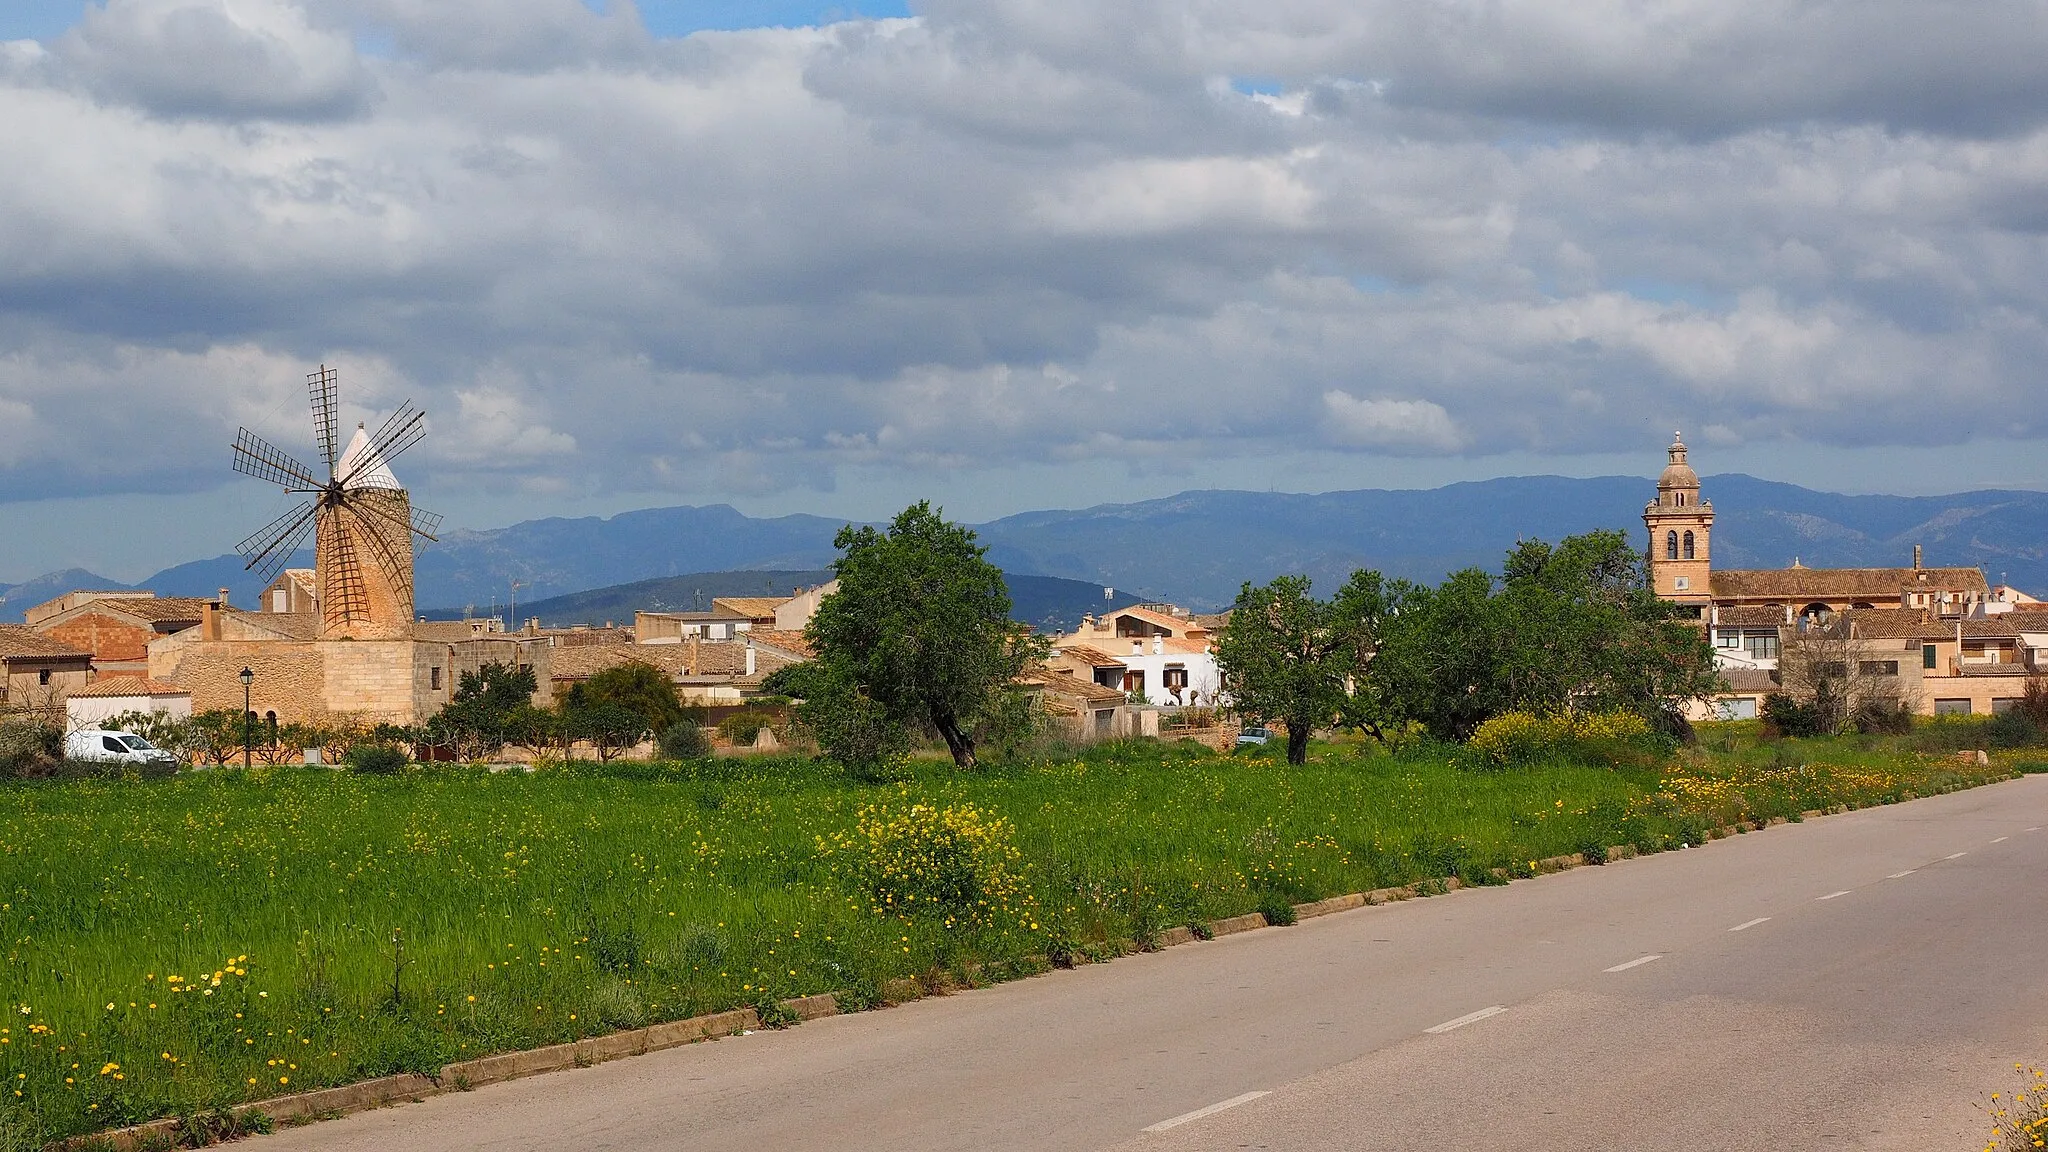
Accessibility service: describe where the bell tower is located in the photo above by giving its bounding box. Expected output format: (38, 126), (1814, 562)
(1644, 432), (1713, 605)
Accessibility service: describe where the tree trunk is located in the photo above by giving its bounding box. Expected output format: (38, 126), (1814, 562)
(932, 708), (977, 768)
(1285, 721), (1311, 766)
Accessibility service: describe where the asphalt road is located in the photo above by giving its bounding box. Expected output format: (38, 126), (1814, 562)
(248, 775), (2048, 1152)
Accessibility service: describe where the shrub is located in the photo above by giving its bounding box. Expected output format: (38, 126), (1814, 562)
(821, 800), (1024, 926)
(344, 743), (409, 775)
(1987, 708), (2042, 750)
(717, 710), (778, 746)
(1852, 699), (1914, 736)
(1467, 709), (1657, 767)
(0, 720), (60, 779)
(1762, 693), (1828, 738)
(657, 722), (712, 760)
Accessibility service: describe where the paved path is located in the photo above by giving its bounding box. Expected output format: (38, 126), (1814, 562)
(249, 776), (2048, 1151)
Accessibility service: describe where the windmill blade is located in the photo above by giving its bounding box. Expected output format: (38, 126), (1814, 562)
(308, 365), (340, 478)
(233, 428), (323, 491)
(235, 500), (317, 584)
(343, 499), (415, 605)
(322, 510), (370, 628)
(353, 493), (443, 543)
(336, 401), (426, 489)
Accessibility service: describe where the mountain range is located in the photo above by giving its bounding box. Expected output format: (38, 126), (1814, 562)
(6, 473), (2045, 621)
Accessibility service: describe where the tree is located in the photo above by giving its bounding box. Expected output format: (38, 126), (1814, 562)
(565, 703), (649, 763)
(1372, 531), (1721, 740)
(431, 662), (541, 761)
(566, 662), (685, 735)
(1776, 617), (1914, 735)
(804, 502), (1044, 769)
(1215, 573), (1390, 765)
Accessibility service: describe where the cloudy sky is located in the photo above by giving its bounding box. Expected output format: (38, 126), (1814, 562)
(3, 0), (2046, 581)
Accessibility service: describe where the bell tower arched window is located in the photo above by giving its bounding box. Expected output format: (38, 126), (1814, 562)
(1666, 530), (1679, 560)
(1683, 531), (1695, 560)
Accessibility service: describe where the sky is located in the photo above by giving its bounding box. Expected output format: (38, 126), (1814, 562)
(3, 0), (2047, 582)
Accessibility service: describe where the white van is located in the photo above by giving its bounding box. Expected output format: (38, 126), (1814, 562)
(66, 730), (179, 769)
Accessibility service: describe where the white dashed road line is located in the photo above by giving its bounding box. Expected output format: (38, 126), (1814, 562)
(1817, 891), (1851, 900)
(1424, 1006), (1506, 1034)
(1993, 837), (2009, 844)
(1945, 852), (1967, 860)
(1143, 1092), (1271, 1133)
(1604, 954), (1661, 973)
(1888, 869), (1917, 879)
(1729, 918), (1771, 932)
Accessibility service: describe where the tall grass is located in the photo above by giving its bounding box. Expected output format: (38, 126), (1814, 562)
(0, 737), (2007, 1142)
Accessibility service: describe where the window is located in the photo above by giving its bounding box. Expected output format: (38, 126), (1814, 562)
(1717, 630), (1740, 648)
(1674, 576), (1690, 590)
(38, 669), (50, 685)
(273, 590), (288, 612)
(1683, 531), (1695, 560)
(431, 666), (443, 691)
(1934, 698), (1972, 716)
(1993, 698), (2022, 715)
(102, 736), (125, 753)
(1715, 698), (1759, 721)
(1858, 660), (1899, 677)
(1923, 644), (1939, 670)
(1746, 633), (1779, 659)
(1666, 530), (1679, 560)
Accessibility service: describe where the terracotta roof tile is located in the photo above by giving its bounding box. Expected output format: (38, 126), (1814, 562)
(70, 676), (189, 699)
(710, 597), (790, 619)
(1715, 606), (1789, 627)
(1717, 668), (1779, 693)
(1055, 645), (1127, 667)
(1710, 566), (1987, 600)
(745, 630), (814, 659)
(0, 625), (91, 660)
(113, 597), (214, 625)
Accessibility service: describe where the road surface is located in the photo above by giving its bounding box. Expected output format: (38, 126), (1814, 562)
(249, 775), (2048, 1151)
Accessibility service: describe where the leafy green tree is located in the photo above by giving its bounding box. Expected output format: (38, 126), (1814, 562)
(431, 662), (540, 761)
(565, 703), (649, 763)
(1215, 571), (1391, 765)
(1373, 531), (1720, 740)
(566, 662), (686, 735)
(804, 502), (1044, 769)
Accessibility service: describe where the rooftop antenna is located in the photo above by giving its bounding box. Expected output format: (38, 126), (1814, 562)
(509, 579), (527, 628)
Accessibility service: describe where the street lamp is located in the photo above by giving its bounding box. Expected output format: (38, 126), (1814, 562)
(239, 667), (254, 768)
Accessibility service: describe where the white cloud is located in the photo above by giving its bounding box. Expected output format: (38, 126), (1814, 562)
(0, 0), (2046, 567)
(57, 0), (374, 120)
(1322, 391), (1465, 453)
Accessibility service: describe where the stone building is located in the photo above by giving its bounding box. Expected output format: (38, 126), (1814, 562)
(0, 625), (93, 716)
(25, 592), (211, 676)
(1647, 435), (2035, 718)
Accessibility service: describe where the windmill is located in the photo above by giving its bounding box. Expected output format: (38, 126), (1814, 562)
(232, 365), (443, 640)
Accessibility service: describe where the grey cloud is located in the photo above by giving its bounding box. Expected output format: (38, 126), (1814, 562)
(56, 0), (374, 120)
(0, 1), (2045, 526)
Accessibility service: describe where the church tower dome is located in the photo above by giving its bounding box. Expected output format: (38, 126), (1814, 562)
(1645, 432), (1713, 607)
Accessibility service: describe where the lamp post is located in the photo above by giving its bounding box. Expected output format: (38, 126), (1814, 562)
(239, 667), (254, 768)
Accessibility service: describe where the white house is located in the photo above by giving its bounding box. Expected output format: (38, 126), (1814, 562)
(1047, 605), (1224, 707)
(65, 676), (193, 731)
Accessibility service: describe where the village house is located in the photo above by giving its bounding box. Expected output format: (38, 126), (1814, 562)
(65, 676), (193, 731)
(25, 591), (212, 676)
(0, 624), (93, 717)
(545, 636), (796, 710)
(1647, 434), (2040, 718)
(1045, 604), (1223, 706)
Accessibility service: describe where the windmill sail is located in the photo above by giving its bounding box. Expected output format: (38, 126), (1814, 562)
(230, 369), (441, 641)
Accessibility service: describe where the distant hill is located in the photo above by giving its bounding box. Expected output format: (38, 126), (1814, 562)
(422, 570), (836, 627)
(12, 473), (2048, 620)
(0, 568), (135, 620)
(424, 568), (1142, 633)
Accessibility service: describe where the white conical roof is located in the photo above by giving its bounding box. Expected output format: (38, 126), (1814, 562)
(335, 423), (403, 490)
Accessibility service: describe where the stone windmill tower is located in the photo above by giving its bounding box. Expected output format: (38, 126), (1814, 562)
(232, 366), (442, 640)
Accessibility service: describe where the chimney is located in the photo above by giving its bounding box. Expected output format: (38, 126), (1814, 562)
(744, 637), (756, 677)
(202, 599), (222, 642)
(689, 632), (701, 676)
(1913, 544), (1923, 571)
(1152, 636), (1163, 655)
(218, 588), (230, 608)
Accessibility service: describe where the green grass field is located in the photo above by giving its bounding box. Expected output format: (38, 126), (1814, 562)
(0, 733), (2016, 1143)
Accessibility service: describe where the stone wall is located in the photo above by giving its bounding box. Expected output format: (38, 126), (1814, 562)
(317, 492), (415, 641)
(151, 637), (428, 724)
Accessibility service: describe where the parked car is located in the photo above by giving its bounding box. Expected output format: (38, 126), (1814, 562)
(65, 729), (178, 769)
(1235, 726), (1272, 746)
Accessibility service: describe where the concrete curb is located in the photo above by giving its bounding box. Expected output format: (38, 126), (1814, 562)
(74, 768), (2025, 1150)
